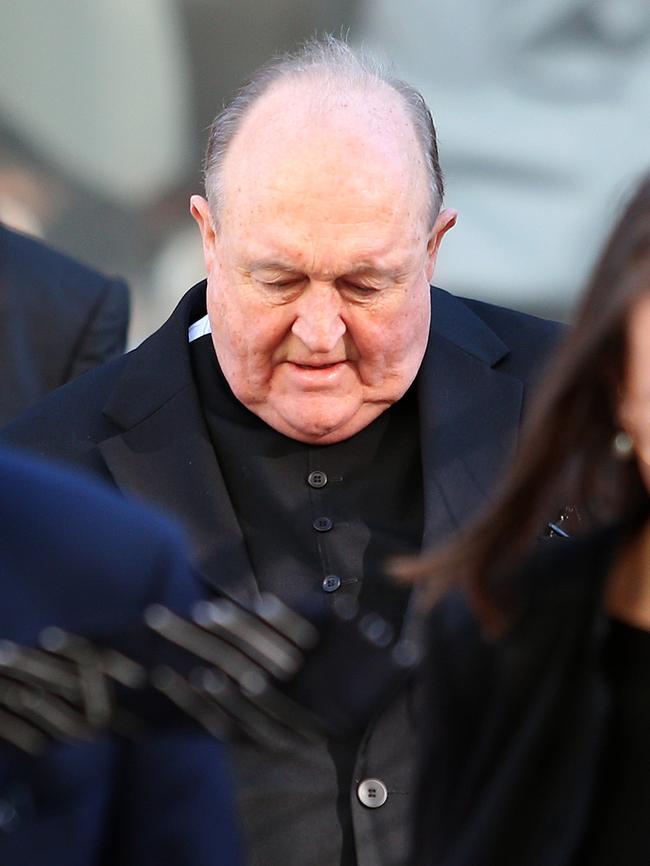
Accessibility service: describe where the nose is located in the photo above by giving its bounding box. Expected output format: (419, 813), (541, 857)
(291, 284), (346, 353)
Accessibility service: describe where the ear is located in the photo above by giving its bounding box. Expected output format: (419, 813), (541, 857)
(426, 208), (457, 282)
(190, 195), (218, 271)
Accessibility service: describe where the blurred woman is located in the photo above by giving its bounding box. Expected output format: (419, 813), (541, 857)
(406, 175), (650, 866)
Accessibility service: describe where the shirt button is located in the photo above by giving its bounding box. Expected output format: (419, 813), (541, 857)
(307, 470), (328, 489)
(357, 778), (388, 808)
(322, 574), (341, 593)
(313, 517), (333, 532)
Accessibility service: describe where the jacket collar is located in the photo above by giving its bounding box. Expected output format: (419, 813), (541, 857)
(102, 281), (204, 429)
(418, 287), (522, 549)
(100, 282), (260, 605)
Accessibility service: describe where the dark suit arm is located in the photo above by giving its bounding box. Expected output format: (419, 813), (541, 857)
(65, 277), (130, 381)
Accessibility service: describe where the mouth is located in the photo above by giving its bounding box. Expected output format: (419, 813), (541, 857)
(292, 361), (343, 370)
(284, 360), (348, 388)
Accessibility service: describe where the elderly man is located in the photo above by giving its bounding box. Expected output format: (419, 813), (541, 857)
(3, 37), (559, 866)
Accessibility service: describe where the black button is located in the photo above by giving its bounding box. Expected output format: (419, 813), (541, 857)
(313, 517), (333, 532)
(322, 575), (341, 593)
(307, 470), (328, 489)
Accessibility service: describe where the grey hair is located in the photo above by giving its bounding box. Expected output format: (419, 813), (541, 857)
(203, 35), (444, 227)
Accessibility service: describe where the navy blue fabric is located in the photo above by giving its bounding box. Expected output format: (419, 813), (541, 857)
(0, 223), (129, 426)
(0, 449), (242, 866)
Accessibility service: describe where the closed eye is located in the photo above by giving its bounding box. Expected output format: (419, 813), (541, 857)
(257, 276), (305, 290)
(338, 278), (381, 295)
(255, 276), (307, 302)
(270, 279), (303, 288)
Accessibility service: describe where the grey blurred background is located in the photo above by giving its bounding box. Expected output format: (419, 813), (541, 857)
(1, 0), (648, 344)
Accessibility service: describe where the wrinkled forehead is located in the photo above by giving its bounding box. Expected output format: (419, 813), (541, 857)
(218, 78), (430, 228)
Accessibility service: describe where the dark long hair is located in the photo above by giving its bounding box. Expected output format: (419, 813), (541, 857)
(403, 174), (650, 630)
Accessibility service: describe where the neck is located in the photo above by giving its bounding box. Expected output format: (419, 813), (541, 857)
(606, 519), (650, 631)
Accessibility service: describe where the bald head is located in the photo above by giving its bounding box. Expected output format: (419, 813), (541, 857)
(218, 76), (432, 237)
(203, 36), (444, 228)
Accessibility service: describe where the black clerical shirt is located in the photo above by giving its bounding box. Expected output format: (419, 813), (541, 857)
(579, 618), (650, 865)
(190, 333), (422, 625)
(190, 331), (423, 865)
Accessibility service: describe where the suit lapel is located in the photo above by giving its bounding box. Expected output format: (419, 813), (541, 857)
(418, 289), (524, 549)
(97, 283), (259, 605)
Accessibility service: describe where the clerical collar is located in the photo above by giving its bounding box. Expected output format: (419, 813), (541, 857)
(188, 314), (211, 342)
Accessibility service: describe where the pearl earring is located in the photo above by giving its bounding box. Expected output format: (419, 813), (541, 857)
(612, 430), (634, 459)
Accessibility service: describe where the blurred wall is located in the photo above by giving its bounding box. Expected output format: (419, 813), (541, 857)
(0, 0), (648, 343)
(359, 0), (650, 320)
(0, 0), (360, 343)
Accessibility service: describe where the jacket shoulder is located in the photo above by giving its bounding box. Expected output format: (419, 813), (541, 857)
(0, 285), (200, 468)
(459, 295), (564, 379)
(0, 224), (128, 303)
(0, 225), (130, 422)
(0, 353), (127, 466)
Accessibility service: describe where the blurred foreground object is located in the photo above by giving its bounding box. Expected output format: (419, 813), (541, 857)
(0, 591), (420, 751)
(0, 224), (129, 426)
(0, 448), (241, 866)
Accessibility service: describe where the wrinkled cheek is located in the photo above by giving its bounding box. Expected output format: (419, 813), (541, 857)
(235, 353), (273, 395)
(214, 338), (270, 405)
(357, 347), (418, 402)
(354, 346), (398, 387)
(356, 360), (386, 389)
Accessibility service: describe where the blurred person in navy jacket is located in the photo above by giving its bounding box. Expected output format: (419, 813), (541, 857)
(0, 224), (129, 426)
(0, 447), (242, 866)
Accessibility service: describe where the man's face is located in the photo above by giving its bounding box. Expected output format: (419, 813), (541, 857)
(192, 82), (455, 444)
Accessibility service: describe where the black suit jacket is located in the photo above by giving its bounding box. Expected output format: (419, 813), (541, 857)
(0, 448), (242, 866)
(0, 224), (129, 426)
(1, 280), (560, 866)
